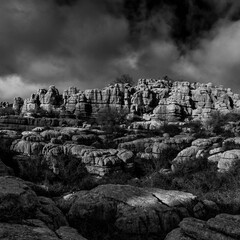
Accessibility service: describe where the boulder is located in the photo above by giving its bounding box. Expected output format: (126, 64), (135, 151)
(0, 220), (88, 240)
(11, 139), (45, 156)
(171, 146), (206, 173)
(57, 184), (206, 239)
(0, 176), (39, 221)
(35, 196), (68, 230)
(166, 214), (240, 240)
(56, 226), (88, 240)
(217, 150), (240, 173)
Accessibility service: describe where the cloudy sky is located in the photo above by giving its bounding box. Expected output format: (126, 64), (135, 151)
(1, 0), (240, 101)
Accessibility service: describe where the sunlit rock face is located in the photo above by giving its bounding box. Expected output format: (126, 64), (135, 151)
(57, 184), (214, 239)
(13, 97), (24, 113)
(21, 85), (62, 115)
(17, 78), (240, 121)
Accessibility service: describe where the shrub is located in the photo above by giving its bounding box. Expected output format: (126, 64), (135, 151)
(160, 123), (181, 137)
(0, 148), (19, 174)
(0, 107), (15, 116)
(18, 155), (50, 183)
(96, 107), (129, 134)
(139, 161), (240, 213)
(206, 111), (240, 136)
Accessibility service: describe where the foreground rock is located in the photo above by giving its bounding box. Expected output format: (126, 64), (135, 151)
(57, 184), (212, 239)
(0, 176), (39, 221)
(165, 214), (240, 240)
(0, 220), (87, 240)
(0, 176), (88, 239)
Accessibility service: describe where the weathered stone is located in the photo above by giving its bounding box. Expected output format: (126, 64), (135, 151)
(11, 139), (45, 155)
(35, 196), (68, 230)
(56, 226), (88, 240)
(168, 214), (240, 240)
(0, 176), (39, 221)
(0, 220), (58, 240)
(171, 146), (206, 173)
(217, 149), (240, 173)
(15, 78), (240, 121)
(58, 184), (202, 239)
(165, 228), (193, 240)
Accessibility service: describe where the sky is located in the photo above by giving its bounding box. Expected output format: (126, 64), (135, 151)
(1, 0), (240, 101)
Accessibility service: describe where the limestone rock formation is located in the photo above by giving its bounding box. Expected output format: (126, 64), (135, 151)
(57, 184), (208, 239)
(16, 78), (240, 121)
(171, 137), (223, 173)
(165, 214), (240, 240)
(0, 176), (88, 239)
(13, 97), (24, 113)
(0, 176), (39, 221)
(11, 139), (46, 156)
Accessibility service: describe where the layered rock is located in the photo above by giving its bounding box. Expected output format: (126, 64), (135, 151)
(57, 184), (210, 239)
(171, 137), (223, 173)
(16, 78), (240, 122)
(0, 176), (39, 221)
(165, 214), (240, 240)
(21, 85), (61, 115)
(12, 97), (24, 113)
(0, 176), (88, 240)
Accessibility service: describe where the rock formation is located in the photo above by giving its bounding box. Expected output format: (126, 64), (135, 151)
(165, 214), (240, 240)
(57, 183), (211, 239)
(16, 78), (240, 122)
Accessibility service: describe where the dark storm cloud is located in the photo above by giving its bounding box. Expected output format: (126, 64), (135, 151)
(1, 0), (240, 100)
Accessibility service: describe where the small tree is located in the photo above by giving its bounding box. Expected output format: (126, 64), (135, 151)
(96, 107), (129, 134)
(113, 74), (135, 86)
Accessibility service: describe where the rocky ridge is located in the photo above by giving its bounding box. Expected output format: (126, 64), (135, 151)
(12, 78), (240, 123)
(165, 214), (240, 240)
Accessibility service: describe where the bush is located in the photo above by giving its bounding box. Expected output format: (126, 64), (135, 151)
(139, 161), (240, 213)
(18, 155), (49, 183)
(0, 107), (15, 116)
(0, 148), (19, 174)
(184, 120), (210, 138)
(96, 107), (129, 134)
(160, 123), (181, 137)
(206, 111), (240, 136)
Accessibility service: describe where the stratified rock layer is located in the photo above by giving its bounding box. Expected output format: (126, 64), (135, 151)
(57, 184), (212, 239)
(165, 214), (240, 240)
(18, 78), (240, 122)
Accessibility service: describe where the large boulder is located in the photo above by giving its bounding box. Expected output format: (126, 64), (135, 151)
(57, 184), (208, 239)
(35, 196), (68, 230)
(171, 146), (207, 173)
(0, 219), (87, 240)
(11, 139), (45, 156)
(0, 176), (39, 221)
(165, 214), (240, 240)
(81, 149), (134, 176)
(56, 226), (88, 240)
(217, 150), (240, 173)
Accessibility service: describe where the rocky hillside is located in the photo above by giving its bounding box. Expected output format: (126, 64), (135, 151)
(2, 78), (240, 239)
(12, 78), (240, 122)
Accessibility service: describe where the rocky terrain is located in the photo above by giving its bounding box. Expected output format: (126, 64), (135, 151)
(11, 78), (240, 124)
(1, 78), (240, 239)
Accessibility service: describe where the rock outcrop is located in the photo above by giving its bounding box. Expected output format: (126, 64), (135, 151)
(0, 176), (39, 221)
(16, 78), (240, 122)
(57, 184), (213, 239)
(0, 176), (88, 240)
(165, 214), (240, 240)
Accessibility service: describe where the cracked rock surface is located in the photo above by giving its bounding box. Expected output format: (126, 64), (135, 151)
(57, 184), (207, 239)
(165, 214), (240, 240)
